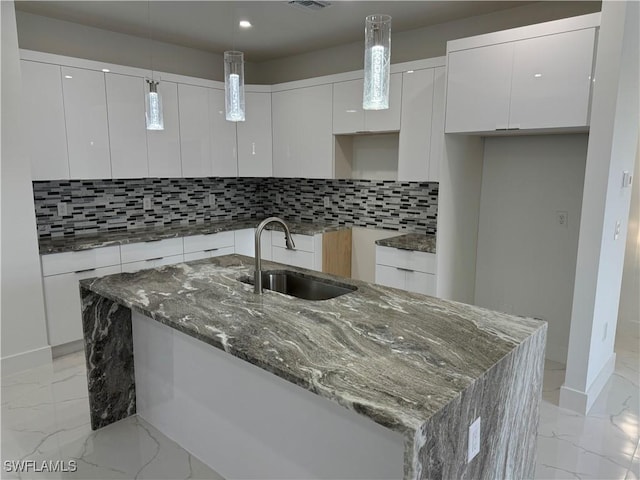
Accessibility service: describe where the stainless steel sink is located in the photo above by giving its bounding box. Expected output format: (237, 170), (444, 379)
(242, 270), (357, 301)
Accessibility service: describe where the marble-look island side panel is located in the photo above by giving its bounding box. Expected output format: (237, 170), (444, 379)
(376, 233), (437, 253)
(80, 254), (546, 479)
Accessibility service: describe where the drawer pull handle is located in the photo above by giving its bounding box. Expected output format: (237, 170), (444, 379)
(146, 257), (164, 262)
(74, 268), (96, 274)
(203, 248), (219, 252)
(396, 267), (414, 273)
(144, 239), (163, 243)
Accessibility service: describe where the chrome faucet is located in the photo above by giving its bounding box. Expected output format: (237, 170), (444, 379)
(254, 217), (295, 294)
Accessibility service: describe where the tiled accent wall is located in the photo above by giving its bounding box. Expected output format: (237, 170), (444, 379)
(33, 178), (438, 238)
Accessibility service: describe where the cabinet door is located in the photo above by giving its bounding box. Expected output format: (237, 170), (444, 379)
(106, 73), (148, 178)
(234, 229), (272, 260)
(405, 270), (436, 296)
(445, 42), (514, 133)
(333, 80), (364, 134)
(179, 84), (212, 177)
(43, 264), (121, 346)
(509, 28), (595, 130)
(375, 264), (405, 290)
(272, 247), (315, 270)
(272, 84), (333, 179)
(61, 66), (111, 179)
(364, 72), (402, 132)
(237, 92), (273, 177)
(398, 68), (435, 182)
(428, 66), (446, 182)
(148, 80), (182, 177)
(21, 61), (70, 180)
(121, 254), (184, 273)
(209, 88), (238, 177)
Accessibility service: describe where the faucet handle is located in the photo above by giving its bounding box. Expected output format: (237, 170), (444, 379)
(285, 235), (296, 250)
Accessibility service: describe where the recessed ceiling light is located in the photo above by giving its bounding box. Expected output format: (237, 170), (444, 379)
(534, 73), (542, 78)
(64, 75), (73, 79)
(102, 68), (110, 73)
(239, 20), (252, 28)
(406, 70), (414, 74)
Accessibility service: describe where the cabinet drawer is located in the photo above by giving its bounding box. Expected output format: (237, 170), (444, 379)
(375, 264), (405, 290)
(120, 238), (183, 263)
(405, 271), (436, 297)
(41, 246), (121, 277)
(43, 264), (121, 346)
(272, 232), (316, 252)
(272, 247), (315, 270)
(184, 246), (234, 262)
(375, 246), (436, 274)
(121, 254), (184, 273)
(183, 231), (235, 254)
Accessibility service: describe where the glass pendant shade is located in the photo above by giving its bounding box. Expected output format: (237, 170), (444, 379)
(363, 14), (391, 110)
(224, 51), (245, 122)
(145, 80), (164, 130)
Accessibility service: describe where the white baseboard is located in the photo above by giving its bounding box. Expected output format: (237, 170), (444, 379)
(559, 352), (616, 414)
(1, 345), (52, 377)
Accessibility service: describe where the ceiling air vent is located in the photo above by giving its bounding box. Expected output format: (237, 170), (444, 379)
(288, 1), (331, 12)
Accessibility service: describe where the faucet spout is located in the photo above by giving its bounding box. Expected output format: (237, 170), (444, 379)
(254, 217), (295, 294)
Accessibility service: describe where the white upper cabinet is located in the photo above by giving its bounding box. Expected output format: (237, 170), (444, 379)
(61, 66), (111, 179)
(272, 84), (333, 179)
(445, 25), (597, 134)
(237, 92), (273, 177)
(105, 73), (148, 178)
(332, 73), (402, 134)
(21, 60), (70, 180)
(445, 42), (514, 134)
(179, 84), (212, 177)
(148, 80), (182, 178)
(508, 28), (596, 130)
(429, 66), (445, 182)
(209, 88), (238, 177)
(398, 68), (435, 182)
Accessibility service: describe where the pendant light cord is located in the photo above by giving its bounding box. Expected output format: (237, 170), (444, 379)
(148, 0), (154, 82)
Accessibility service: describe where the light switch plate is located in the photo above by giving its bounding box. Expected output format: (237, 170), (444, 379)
(57, 202), (68, 216)
(143, 197), (152, 210)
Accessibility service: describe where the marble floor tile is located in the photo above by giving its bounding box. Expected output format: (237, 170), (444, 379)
(2, 325), (638, 480)
(1, 352), (224, 480)
(535, 325), (640, 480)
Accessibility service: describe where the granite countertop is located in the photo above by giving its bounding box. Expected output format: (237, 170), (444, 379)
(376, 233), (437, 254)
(81, 254), (544, 441)
(38, 219), (344, 255)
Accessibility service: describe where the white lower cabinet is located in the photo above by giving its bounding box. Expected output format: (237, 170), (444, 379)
(41, 245), (122, 348)
(121, 254), (184, 273)
(375, 246), (436, 296)
(272, 233), (323, 271)
(234, 228), (272, 260)
(183, 231), (235, 261)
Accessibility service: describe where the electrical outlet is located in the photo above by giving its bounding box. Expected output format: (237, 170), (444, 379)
(209, 193), (216, 208)
(324, 196), (331, 208)
(143, 196), (152, 210)
(57, 202), (68, 216)
(614, 221), (621, 240)
(276, 193), (282, 204)
(556, 211), (568, 228)
(468, 417), (481, 463)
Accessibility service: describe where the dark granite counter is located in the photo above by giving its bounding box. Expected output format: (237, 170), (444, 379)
(39, 219), (344, 255)
(376, 233), (437, 254)
(80, 254), (546, 479)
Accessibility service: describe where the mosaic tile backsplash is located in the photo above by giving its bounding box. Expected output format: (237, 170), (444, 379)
(33, 178), (438, 238)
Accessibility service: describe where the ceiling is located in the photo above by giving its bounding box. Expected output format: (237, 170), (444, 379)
(15, 1), (537, 62)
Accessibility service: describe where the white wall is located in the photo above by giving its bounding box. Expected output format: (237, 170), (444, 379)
(561, 0), (639, 414)
(436, 135), (485, 304)
(15, 11), (258, 83)
(1, 1), (51, 374)
(254, 1), (600, 84)
(474, 135), (588, 364)
(617, 140), (639, 334)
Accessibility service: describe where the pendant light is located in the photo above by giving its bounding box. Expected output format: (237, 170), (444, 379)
(363, 14), (392, 110)
(224, 50), (245, 122)
(145, 1), (164, 130)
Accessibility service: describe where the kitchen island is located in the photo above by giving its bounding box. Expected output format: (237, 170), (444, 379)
(80, 254), (546, 480)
